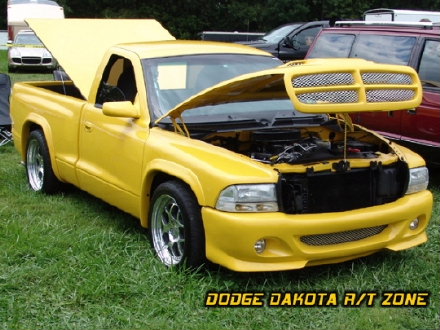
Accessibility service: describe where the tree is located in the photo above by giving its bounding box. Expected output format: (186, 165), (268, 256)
(1, 0), (440, 37)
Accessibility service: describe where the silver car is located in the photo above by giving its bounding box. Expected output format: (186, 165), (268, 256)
(8, 30), (57, 72)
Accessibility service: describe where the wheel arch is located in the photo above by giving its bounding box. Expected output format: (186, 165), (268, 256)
(140, 160), (206, 228)
(21, 115), (61, 180)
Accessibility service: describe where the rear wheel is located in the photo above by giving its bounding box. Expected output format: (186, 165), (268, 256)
(149, 181), (205, 268)
(26, 130), (61, 193)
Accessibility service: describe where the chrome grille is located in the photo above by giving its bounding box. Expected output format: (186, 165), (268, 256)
(366, 89), (416, 102)
(293, 73), (354, 88)
(297, 90), (358, 104)
(362, 73), (412, 85)
(300, 225), (387, 246)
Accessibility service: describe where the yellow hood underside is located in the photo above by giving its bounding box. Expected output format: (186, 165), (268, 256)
(157, 58), (422, 122)
(26, 18), (175, 99)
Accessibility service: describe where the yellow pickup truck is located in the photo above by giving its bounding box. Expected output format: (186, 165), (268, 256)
(10, 19), (432, 272)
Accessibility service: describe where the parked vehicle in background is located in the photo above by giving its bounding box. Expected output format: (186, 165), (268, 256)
(8, 29), (57, 71)
(364, 8), (440, 23)
(199, 31), (264, 42)
(7, 0), (64, 42)
(307, 21), (440, 164)
(238, 21), (329, 61)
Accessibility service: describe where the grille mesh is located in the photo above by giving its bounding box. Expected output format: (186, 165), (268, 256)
(362, 73), (412, 85)
(300, 225), (387, 246)
(22, 57), (41, 64)
(297, 90), (358, 104)
(366, 89), (416, 102)
(293, 73), (354, 88)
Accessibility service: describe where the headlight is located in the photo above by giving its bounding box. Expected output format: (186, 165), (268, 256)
(216, 184), (278, 212)
(9, 48), (20, 57)
(42, 49), (52, 58)
(406, 167), (429, 195)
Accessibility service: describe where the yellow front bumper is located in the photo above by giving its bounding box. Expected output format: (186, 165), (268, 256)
(202, 190), (433, 272)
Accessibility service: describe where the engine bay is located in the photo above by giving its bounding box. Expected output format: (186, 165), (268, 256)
(202, 124), (392, 165)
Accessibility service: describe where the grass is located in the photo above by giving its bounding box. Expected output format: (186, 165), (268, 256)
(1, 50), (440, 329)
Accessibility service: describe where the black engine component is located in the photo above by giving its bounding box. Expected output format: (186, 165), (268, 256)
(279, 161), (408, 214)
(204, 129), (381, 164)
(248, 130), (377, 164)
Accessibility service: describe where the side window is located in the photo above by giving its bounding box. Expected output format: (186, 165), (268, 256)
(96, 55), (137, 105)
(308, 33), (355, 58)
(350, 35), (416, 65)
(292, 26), (322, 48)
(418, 40), (440, 89)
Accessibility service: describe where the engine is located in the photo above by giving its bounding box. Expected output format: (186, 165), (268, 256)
(247, 129), (379, 164)
(203, 127), (388, 165)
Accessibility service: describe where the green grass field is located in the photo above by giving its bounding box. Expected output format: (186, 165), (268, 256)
(1, 50), (439, 330)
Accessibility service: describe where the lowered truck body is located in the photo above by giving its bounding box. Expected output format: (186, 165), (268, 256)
(10, 19), (433, 272)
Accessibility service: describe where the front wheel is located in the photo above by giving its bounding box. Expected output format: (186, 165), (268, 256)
(149, 181), (205, 268)
(26, 130), (61, 193)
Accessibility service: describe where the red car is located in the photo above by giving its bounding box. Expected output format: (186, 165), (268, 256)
(307, 22), (440, 164)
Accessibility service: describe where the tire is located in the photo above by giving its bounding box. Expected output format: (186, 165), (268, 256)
(26, 130), (61, 193)
(149, 180), (205, 268)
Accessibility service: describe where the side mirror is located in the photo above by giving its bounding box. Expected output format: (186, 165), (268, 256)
(282, 36), (293, 48)
(102, 101), (140, 118)
(291, 37), (300, 50)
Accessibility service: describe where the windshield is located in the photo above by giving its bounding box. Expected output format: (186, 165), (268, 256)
(173, 99), (325, 129)
(14, 33), (42, 45)
(143, 54), (282, 120)
(309, 33), (416, 66)
(262, 24), (300, 43)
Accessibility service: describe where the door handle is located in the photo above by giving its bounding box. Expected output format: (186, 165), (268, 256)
(407, 108), (417, 115)
(84, 121), (93, 132)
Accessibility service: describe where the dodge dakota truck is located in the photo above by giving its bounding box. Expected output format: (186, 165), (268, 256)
(10, 19), (433, 272)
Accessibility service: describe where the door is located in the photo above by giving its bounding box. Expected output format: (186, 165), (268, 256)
(279, 25), (324, 61)
(348, 33), (418, 140)
(401, 39), (440, 147)
(76, 55), (148, 217)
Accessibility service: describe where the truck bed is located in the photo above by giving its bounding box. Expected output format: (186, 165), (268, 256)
(11, 80), (87, 186)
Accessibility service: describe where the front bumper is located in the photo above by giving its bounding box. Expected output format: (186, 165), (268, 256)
(202, 190), (433, 272)
(8, 57), (57, 70)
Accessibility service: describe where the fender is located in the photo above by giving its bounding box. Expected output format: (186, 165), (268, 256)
(140, 159), (205, 228)
(22, 113), (62, 182)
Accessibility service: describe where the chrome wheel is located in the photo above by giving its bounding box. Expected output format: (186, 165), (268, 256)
(25, 130), (61, 194)
(26, 138), (45, 191)
(151, 194), (186, 266)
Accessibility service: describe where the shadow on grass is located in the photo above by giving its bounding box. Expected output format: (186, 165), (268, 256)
(53, 180), (435, 290)
(63, 185), (147, 234)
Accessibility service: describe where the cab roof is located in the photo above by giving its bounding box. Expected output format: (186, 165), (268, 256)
(114, 40), (274, 59)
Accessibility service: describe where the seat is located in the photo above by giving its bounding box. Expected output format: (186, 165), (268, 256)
(0, 73), (12, 146)
(117, 62), (137, 103)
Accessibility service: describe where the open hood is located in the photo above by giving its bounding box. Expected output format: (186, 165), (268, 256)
(26, 18), (175, 99)
(156, 58), (421, 123)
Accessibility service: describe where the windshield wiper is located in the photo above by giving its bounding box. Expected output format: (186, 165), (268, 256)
(271, 114), (327, 127)
(156, 117), (268, 133)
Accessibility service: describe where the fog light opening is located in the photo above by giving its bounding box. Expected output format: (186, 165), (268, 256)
(409, 218), (419, 230)
(254, 239), (266, 254)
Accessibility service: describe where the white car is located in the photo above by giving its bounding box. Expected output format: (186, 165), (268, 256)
(8, 30), (57, 72)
